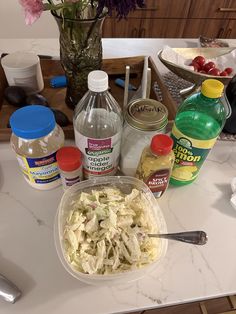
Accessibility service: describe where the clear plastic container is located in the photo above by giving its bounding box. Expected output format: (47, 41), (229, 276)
(54, 176), (168, 286)
(10, 105), (65, 190)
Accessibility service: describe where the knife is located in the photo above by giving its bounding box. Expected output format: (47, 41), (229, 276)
(0, 274), (22, 303)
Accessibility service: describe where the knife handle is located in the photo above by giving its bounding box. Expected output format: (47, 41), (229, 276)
(0, 274), (22, 303)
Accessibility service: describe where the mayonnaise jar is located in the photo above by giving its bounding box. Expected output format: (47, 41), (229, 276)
(10, 105), (65, 190)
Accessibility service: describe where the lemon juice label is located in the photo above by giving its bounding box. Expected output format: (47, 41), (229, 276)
(171, 124), (217, 183)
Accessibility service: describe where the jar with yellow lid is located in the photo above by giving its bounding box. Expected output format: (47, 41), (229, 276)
(120, 98), (168, 176)
(10, 105), (65, 190)
(170, 79), (226, 186)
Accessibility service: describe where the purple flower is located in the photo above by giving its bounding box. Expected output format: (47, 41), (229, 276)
(96, 0), (145, 18)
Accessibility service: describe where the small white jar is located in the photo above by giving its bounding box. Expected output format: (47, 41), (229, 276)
(120, 99), (168, 177)
(1, 51), (44, 95)
(56, 146), (83, 190)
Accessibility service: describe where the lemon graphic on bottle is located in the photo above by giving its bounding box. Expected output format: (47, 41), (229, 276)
(170, 79), (226, 186)
(172, 165), (198, 181)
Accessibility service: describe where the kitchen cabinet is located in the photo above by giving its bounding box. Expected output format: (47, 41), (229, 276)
(102, 0), (236, 38)
(103, 18), (186, 38)
(185, 0), (236, 39)
(140, 19), (186, 38)
(225, 19), (236, 38)
(183, 19), (227, 38)
(103, 0), (191, 38)
(127, 0), (191, 18)
(183, 19), (236, 39)
(102, 18), (141, 38)
(188, 0), (236, 19)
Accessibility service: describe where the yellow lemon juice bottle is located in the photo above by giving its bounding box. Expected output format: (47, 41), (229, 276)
(170, 79), (226, 186)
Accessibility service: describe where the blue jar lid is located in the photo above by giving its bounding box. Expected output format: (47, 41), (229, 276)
(10, 105), (56, 139)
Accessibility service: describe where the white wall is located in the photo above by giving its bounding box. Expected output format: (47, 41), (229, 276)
(0, 0), (58, 38)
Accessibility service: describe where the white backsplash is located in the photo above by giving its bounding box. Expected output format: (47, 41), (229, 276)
(0, 0), (58, 38)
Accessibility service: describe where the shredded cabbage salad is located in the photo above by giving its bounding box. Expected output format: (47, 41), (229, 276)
(63, 187), (160, 275)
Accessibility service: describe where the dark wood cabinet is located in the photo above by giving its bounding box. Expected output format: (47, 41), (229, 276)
(226, 19), (236, 38)
(184, 0), (236, 38)
(140, 19), (186, 38)
(102, 0), (236, 39)
(128, 0), (191, 18)
(103, 18), (186, 38)
(188, 0), (236, 19)
(102, 18), (141, 38)
(182, 19), (227, 38)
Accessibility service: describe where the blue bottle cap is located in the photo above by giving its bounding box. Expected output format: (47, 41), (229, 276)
(10, 105), (56, 139)
(50, 75), (67, 88)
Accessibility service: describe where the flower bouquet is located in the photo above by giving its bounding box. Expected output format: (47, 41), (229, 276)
(19, 0), (145, 108)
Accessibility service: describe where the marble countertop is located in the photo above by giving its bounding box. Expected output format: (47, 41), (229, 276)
(1, 38), (236, 314)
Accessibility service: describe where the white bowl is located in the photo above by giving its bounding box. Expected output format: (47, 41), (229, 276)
(54, 176), (168, 286)
(158, 47), (234, 86)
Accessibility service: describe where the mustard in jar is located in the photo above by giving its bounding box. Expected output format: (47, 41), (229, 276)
(136, 134), (175, 198)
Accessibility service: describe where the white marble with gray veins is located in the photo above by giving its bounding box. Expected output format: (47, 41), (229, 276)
(1, 38), (236, 314)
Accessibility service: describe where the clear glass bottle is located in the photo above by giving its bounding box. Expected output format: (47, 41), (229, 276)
(73, 70), (123, 179)
(136, 134), (175, 198)
(10, 105), (65, 190)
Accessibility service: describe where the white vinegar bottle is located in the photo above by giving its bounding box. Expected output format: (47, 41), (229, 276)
(73, 70), (123, 179)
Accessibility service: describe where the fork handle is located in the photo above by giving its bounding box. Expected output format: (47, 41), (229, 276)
(148, 231), (208, 245)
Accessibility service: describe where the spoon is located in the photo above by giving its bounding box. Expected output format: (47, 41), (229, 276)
(148, 231), (208, 245)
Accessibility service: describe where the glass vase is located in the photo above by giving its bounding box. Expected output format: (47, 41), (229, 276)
(53, 12), (105, 109)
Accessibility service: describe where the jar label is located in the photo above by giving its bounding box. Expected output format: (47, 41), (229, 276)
(171, 124), (217, 183)
(146, 169), (170, 198)
(61, 167), (83, 190)
(16, 152), (60, 185)
(74, 131), (121, 179)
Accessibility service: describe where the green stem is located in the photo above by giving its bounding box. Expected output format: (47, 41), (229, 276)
(83, 15), (99, 49)
(44, 3), (72, 12)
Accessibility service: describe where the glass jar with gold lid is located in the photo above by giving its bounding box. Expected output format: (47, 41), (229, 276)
(120, 98), (168, 176)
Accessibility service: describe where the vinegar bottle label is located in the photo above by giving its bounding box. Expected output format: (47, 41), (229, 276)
(74, 130), (121, 179)
(171, 124), (217, 183)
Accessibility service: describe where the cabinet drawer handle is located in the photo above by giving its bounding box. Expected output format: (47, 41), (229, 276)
(219, 7), (236, 12)
(139, 28), (146, 38)
(136, 6), (158, 10)
(131, 28), (138, 38)
(217, 27), (224, 38)
(226, 28), (232, 38)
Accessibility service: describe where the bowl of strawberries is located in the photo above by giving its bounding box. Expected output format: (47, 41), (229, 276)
(158, 47), (235, 87)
